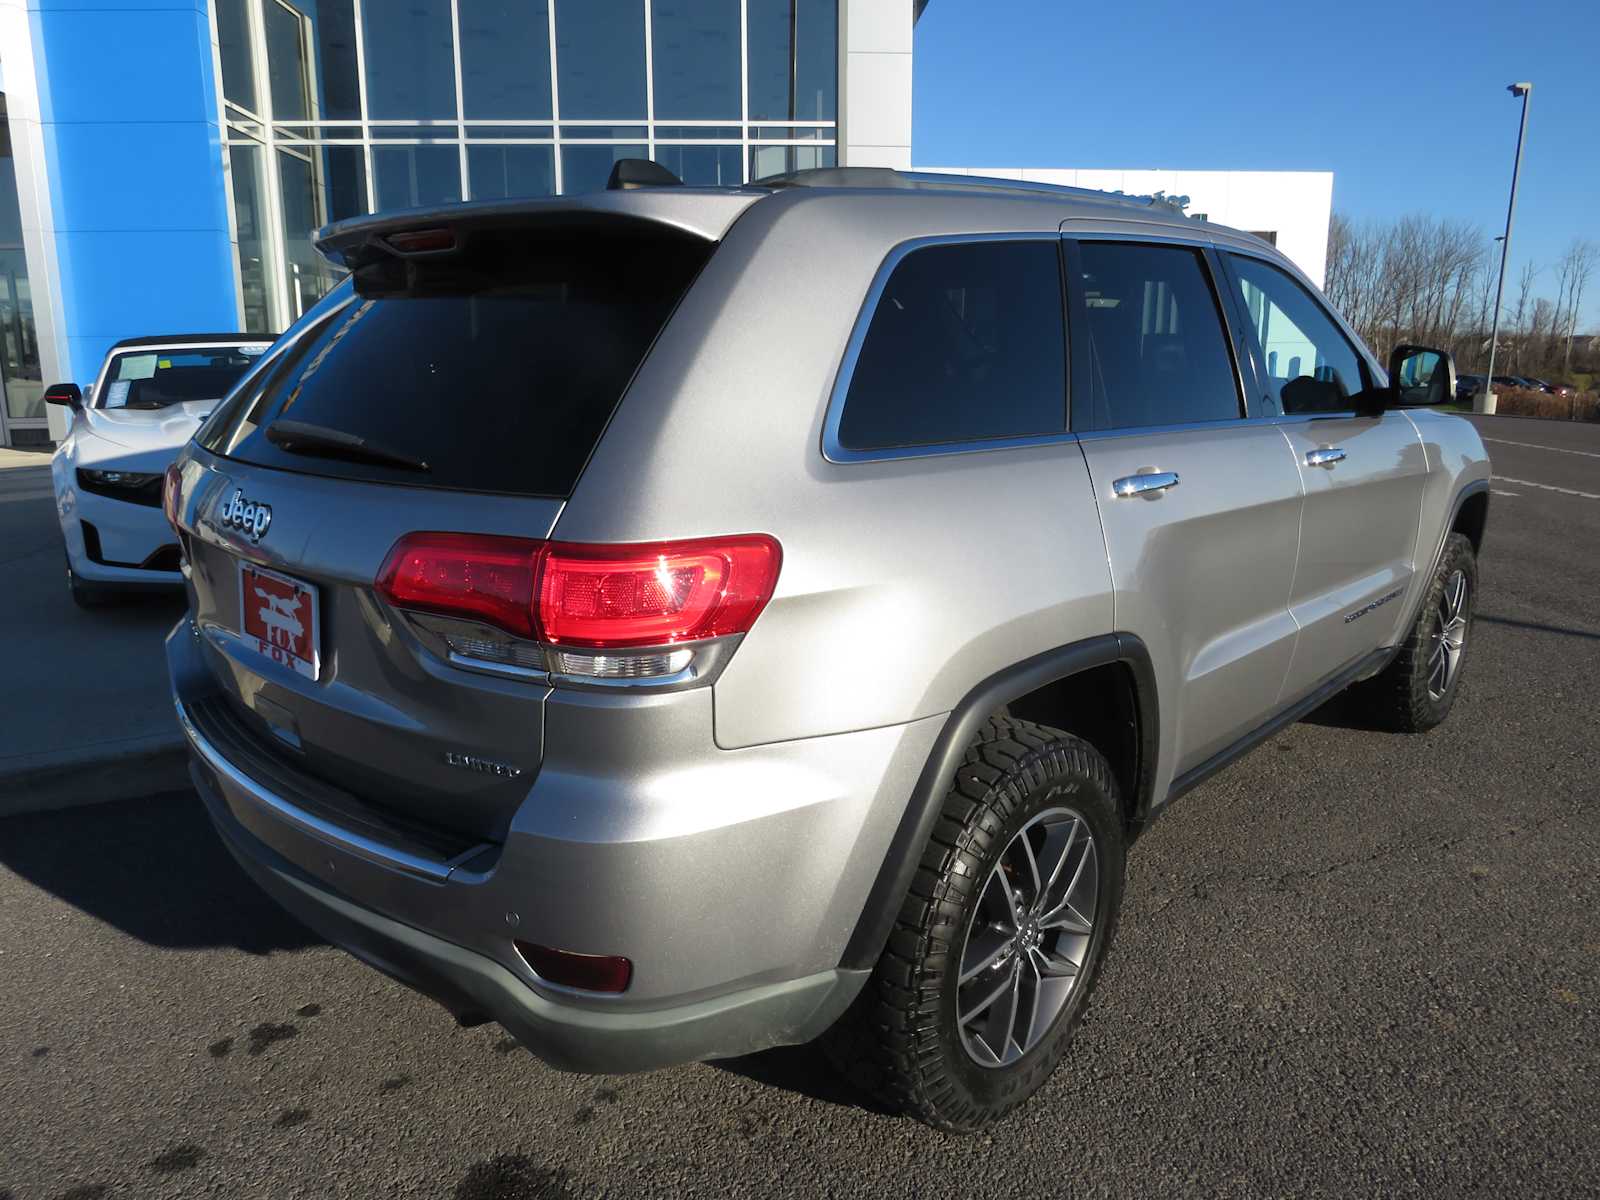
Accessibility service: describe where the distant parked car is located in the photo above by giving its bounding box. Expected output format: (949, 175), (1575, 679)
(1512, 376), (1552, 393)
(1491, 375), (1528, 391)
(48, 333), (275, 607)
(1456, 373), (1485, 401)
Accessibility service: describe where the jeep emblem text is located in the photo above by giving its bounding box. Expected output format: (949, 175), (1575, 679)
(218, 489), (273, 542)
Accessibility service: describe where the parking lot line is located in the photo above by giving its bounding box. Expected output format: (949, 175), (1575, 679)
(1491, 475), (1600, 501)
(1482, 436), (1600, 460)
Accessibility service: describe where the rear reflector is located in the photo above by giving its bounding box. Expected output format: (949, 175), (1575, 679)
(376, 532), (781, 650)
(515, 941), (632, 993)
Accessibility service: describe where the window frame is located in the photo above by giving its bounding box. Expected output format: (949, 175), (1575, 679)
(1213, 244), (1381, 420)
(821, 233), (1074, 465)
(1062, 232), (1251, 435)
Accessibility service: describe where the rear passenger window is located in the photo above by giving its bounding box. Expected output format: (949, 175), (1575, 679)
(837, 240), (1066, 451)
(1071, 242), (1241, 430)
(1228, 254), (1367, 415)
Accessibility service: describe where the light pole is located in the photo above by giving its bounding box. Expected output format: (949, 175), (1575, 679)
(1481, 81), (1533, 415)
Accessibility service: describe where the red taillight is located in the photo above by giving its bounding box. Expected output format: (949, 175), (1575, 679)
(376, 532), (543, 638)
(537, 535), (781, 648)
(162, 462), (183, 534)
(515, 941), (632, 993)
(376, 532), (782, 649)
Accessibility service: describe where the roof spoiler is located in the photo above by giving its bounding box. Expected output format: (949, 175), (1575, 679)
(314, 189), (758, 271)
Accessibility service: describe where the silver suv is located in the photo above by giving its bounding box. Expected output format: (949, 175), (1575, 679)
(165, 167), (1490, 1131)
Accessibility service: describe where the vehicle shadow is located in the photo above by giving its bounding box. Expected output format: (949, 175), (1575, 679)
(710, 1043), (894, 1117)
(0, 789), (322, 955)
(1298, 689), (1377, 732)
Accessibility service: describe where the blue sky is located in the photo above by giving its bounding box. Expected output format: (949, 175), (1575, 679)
(912, 0), (1600, 329)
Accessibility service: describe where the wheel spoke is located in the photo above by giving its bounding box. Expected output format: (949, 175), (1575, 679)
(976, 962), (1022, 1061)
(1041, 904), (1093, 935)
(959, 925), (1013, 985)
(961, 967), (1016, 1025)
(1032, 945), (1080, 979)
(1014, 826), (1043, 909)
(1015, 959), (1043, 1053)
(1040, 836), (1091, 925)
(1037, 818), (1079, 911)
(981, 864), (1021, 933)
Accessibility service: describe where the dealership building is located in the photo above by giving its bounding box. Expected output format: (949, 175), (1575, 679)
(0, 0), (1331, 448)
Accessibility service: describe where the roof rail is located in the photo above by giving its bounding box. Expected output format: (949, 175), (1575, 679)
(754, 167), (1191, 215)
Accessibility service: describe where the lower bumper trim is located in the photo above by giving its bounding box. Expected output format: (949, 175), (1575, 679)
(197, 762), (867, 1073)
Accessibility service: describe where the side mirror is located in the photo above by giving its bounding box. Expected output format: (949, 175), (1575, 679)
(44, 382), (82, 408)
(1388, 345), (1455, 407)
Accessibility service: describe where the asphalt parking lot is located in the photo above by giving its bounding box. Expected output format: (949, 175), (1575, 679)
(3, 414), (1597, 1198)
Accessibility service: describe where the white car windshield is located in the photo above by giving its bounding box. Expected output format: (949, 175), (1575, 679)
(98, 346), (267, 410)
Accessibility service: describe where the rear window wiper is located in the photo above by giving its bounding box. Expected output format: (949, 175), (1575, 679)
(264, 419), (431, 472)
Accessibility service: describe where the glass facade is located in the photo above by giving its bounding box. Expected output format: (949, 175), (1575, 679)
(218, 0), (839, 330)
(0, 96), (45, 439)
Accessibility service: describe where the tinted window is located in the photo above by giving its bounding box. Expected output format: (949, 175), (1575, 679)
(838, 241), (1067, 451)
(200, 230), (712, 498)
(1072, 242), (1240, 430)
(1229, 254), (1366, 415)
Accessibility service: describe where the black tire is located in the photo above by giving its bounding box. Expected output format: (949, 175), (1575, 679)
(1354, 532), (1477, 732)
(828, 717), (1126, 1132)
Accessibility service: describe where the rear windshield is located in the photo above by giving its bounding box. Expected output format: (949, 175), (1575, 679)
(199, 227), (712, 497)
(98, 347), (268, 409)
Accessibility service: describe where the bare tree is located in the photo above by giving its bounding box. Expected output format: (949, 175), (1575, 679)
(1322, 211), (1490, 365)
(1509, 261), (1539, 372)
(1556, 239), (1598, 375)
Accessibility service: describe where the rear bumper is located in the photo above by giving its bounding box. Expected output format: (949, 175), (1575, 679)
(170, 616), (938, 1071)
(198, 764), (860, 1073)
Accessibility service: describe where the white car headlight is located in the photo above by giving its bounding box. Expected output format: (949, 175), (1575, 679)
(80, 469), (161, 487)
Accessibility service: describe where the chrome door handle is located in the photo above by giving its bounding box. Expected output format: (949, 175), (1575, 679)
(1112, 470), (1180, 498)
(1305, 447), (1347, 467)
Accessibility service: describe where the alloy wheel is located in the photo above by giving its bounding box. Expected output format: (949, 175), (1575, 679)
(1427, 568), (1469, 701)
(956, 805), (1099, 1068)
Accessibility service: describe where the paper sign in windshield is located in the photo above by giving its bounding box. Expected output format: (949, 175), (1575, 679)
(104, 380), (131, 408)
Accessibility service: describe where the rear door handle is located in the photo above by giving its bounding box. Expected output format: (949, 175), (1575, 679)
(1112, 470), (1180, 498)
(1305, 447), (1347, 468)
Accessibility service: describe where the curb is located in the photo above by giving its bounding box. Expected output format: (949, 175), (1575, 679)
(0, 734), (191, 818)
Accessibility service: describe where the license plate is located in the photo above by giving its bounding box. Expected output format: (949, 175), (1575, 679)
(239, 561), (320, 680)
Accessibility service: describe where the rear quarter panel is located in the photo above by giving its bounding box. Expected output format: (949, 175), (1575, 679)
(554, 189), (1116, 748)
